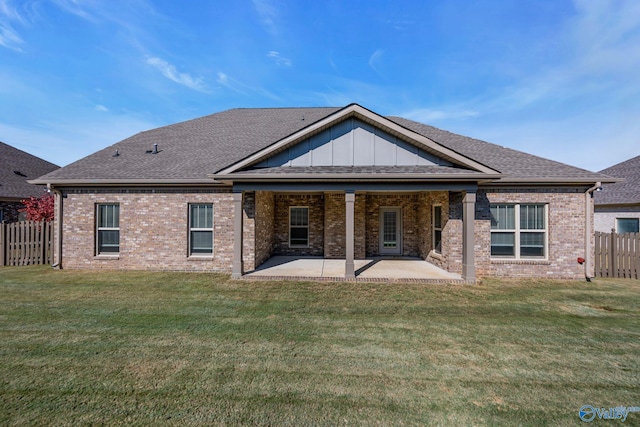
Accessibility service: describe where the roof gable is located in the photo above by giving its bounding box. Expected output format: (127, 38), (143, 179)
(219, 104), (497, 175)
(255, 117), (454, 168)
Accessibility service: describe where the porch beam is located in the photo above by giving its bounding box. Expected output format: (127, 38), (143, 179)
(462, 191), (476, 281)
(345, 191), (355, 279)
(233, 182), (478, 193)
(232, 191), (244, 278)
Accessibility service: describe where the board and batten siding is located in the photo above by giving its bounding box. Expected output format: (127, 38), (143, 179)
(257, 118), (452, 168)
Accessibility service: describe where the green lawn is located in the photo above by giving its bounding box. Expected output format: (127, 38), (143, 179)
(0, 266), (638, 426)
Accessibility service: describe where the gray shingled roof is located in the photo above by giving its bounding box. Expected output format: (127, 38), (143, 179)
(594, 155), (640, 205)
(387, 117), (606, 180)
(0, 142), (59, 199)
(35, 105), (609, 184)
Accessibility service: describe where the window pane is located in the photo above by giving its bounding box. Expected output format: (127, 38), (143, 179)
(190, 204), (212, 229)
(98, 230), (119, 253)
(617, 218), (639, 233)
(99, 204), (119, 228)
(520, 204), (544, 230)
(520, 232), (545, 257)
(490, 205), (515, 230)
(434, 230), (442, 253)
(491, 232), (515, 256)
(290, 227), (308, 246)
(290, 208), (308, 226)
(190, 231), (213, 254)
(433, 206), (442, 228)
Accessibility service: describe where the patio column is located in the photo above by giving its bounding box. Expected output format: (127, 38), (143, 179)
(232, 191), (243, 278)
(345, 191), (355, 279)
(462, 191), (476, 281)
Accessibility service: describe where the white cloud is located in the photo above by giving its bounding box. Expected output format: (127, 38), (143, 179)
(267, 51), (291, 66)
(0, 0), (24, 51)
(252, 0), (278, 35)
(95, 104), (109, 112)
(368, 49), (384, 75)
(400, 108), (480, 123)
(146, 56), (206, 92)
(0, 21), (22, 50)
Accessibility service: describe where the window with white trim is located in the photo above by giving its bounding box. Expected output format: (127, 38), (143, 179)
(490, 204), (547, 258)
(433, 205), (442, 254)
(289, 207), (309, 247)
(97, 204), (119, 254)
(189, 204), (213, 255)
(617, 218), (639, 233)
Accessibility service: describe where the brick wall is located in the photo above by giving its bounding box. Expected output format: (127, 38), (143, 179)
(419, 192), (450, 270)
(254, 191), (275, 268)
(60, 188), (236, 271)
(365, 194), (420, 257)
(322, 193), (366, 259)
(273, 194), (324, 256)
(474, 187), (588, 279)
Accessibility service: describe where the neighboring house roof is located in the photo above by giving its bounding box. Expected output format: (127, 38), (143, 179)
(594, 155), (640, 206)
(33, 104), (610, 186)
(0, 142), (59, 199)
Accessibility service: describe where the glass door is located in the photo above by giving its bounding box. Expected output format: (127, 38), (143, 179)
(379, 207), (402, 255)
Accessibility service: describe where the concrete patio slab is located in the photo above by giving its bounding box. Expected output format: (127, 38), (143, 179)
(245, 256), (464, 283)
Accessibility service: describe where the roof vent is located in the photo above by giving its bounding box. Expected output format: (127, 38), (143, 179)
(146, 144), (160, 154)
(113, 149), (120, 157)
(13, 170), (27, 177)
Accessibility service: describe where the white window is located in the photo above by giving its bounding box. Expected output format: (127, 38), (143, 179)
(289, 207), (309, 247)
(189, 204), (213, 255)
(433, 205), (442, 254)
(490, 204), (547, 258)
(97, 204), (119, 254)
(617, 218), (639, 233)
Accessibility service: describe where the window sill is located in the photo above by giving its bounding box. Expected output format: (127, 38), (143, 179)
(95, 254), (119, 260)
(188, 255), (214, 261)
(429, 250), (444, 261)
(491, 258), (550, 265)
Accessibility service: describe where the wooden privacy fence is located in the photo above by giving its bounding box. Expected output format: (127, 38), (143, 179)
(595, 231), (639, 279)
(0, 221), (53, 266)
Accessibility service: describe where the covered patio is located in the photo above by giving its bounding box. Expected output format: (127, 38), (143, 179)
(243, 255), (466, 283)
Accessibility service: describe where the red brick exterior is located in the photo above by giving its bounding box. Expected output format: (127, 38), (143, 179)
(273, 194), (324, 256)
(59, 188), (237, 271)
(56, 186), (591, 279)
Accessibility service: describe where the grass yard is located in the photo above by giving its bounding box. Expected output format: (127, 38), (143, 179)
(0, 266), (639, 426)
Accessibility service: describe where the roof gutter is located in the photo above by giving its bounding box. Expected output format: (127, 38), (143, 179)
(29, 179), (225, 186)
(584, 182), (602, 282)
(48, 184), (63, 269)
(211, 173), (503, 182)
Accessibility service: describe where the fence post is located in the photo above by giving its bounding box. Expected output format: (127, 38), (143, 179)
(0, 222), (5, 266)
(610, 228), (617, 278)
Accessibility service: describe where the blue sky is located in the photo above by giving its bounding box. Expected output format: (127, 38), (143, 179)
(1, 0), (639, 172)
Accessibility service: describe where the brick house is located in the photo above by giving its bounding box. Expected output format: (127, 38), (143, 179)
(33, 104), (614, 280)
(594, 155), (640, 233)
(0, 142), (59, 223)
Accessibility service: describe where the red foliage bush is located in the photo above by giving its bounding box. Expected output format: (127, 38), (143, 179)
(19, 193), (55, 222)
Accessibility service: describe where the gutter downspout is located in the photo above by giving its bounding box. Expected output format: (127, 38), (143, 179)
(48, 184), (63, 269)
(584, 181), (601, 281)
